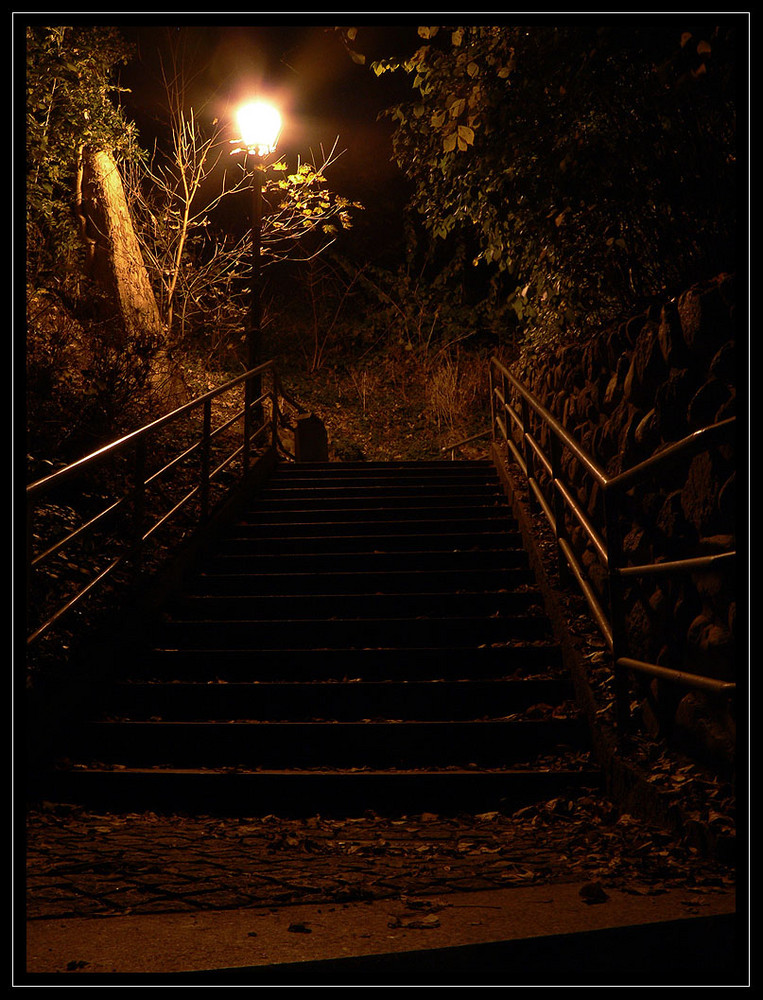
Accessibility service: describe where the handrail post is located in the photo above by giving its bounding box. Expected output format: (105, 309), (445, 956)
(604, 483), (630, 737)
(520, 395), (537, 512)
(243, 377), (252, 473)
(270, 378), (278, 452)
(501, 369), (511, 469)
(25, 362), (283, 649)
(132, 437), (147, 583)
(488, 354), (736, 739)
(200, 397), (212, 522)
(548, 431), (572, 584)
(489, 362), (497, 443)
(26, 494), (34, 636)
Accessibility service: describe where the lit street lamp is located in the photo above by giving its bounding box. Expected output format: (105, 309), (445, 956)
(233, 100), (282, 376)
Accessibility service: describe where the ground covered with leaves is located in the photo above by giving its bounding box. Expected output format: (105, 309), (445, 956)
(275, 343), (494, 464)
(25, 791), (735, 922)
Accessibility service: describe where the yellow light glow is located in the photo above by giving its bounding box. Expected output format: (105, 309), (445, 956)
(236, 101), (282, 155)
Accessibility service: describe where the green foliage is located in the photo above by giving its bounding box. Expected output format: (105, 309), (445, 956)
(349, 253), (489, 356)
(25, 26), (155, 459)
(362, 22), (738, 350)
(25, 24), (141, 285)
(262, 143), (363, 265)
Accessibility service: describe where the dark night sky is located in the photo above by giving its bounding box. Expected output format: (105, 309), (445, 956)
(115, 20), (420, 260)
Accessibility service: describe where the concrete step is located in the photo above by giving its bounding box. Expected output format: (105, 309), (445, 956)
(151, 614), (553, 650)
(257, 483), (506, 500)
(268, 460), (495, 474)
(165, 590), (545, 622)
(69, 717), (590, 769)
(136, 644), (563, 683)
(102, 677), (575, 721)
(40, 766), (600, 819)
(204, 549), (531, 573)
(189, 567), (534, 596)
(235, 505), (513, 525)
(220, 529), (523, 552)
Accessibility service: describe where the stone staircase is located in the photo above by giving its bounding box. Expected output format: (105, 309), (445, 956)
(43, 460), (599, 816)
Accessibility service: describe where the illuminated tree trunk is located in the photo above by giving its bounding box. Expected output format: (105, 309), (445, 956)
(80, 146), (163, 353)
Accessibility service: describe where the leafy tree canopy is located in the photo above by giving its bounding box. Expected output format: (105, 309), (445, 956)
(26, 24), (142, 282)
(345, 21), (738, 348)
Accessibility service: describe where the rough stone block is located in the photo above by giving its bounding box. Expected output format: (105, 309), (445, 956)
(294, 413), (329, 463)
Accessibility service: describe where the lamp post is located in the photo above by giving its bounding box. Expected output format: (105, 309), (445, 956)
(234, 100), (282, 382)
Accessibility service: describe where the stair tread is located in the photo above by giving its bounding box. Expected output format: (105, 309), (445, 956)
(87, 717), (583, 727)
(221, 530), (522, 544)
(57, 765), (596, 776)
(188, 571), (534, 595)
(258, 485), (505, 495)
(246, 500), (509, 510)
(135, 646), (562, 682)
(228, 524), (518, 532)
(203, 552), (530, 570)
(270, 461), (493, 471)
(163, 596), (546, 621)
(145, 643), (560, 656)
(115, 677), (564, 685)
(107, 677), (567, 688)
(104, 677), (573, 718)
(150, 620), (553, 648)
(236, 507), (512, 521)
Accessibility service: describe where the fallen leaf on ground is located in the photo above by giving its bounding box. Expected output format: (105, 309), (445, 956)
(388, 912), (441, 929)
(579, 882), (610, 904)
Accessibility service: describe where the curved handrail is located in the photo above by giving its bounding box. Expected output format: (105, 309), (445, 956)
(489, 356), (737, 731)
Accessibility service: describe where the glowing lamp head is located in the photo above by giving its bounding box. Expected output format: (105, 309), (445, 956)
(236, 101), (282, 156)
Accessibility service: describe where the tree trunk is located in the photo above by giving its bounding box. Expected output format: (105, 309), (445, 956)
(81, 146), (163, 353)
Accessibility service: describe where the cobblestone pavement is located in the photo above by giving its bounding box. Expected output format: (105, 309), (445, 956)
(25, 793), (736, 922)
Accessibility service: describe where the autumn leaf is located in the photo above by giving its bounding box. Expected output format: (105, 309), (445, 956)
(448, 97), (466, 118)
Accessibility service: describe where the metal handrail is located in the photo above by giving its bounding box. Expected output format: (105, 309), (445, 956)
(489, 356), (737, 731)
(440, 428), (492, 460)
(26, 361), (289, 647)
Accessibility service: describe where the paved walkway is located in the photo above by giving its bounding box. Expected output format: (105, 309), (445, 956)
(25, 792), (734, 921)
(21, 792), (741, 981)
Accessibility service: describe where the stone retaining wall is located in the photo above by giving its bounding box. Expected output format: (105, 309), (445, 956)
(509, 273), (738, 771)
